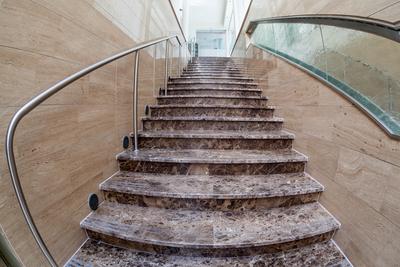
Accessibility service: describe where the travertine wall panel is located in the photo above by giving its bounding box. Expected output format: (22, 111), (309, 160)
(0, 0), (185, 265)
(240, 46), (400, 266)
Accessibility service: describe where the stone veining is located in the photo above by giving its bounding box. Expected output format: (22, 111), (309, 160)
(67, 57), (351, 266)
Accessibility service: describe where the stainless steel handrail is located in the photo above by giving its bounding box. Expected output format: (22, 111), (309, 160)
(246, 14), (400, 43)
(5, 34), (188, 267)
(229, 0), (253, 56)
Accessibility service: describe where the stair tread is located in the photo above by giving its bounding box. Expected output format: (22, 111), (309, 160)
(116, 149), (307, 164)
(157, 95), (267, 99)
(80, 202), (339, 249)
(172, 76), (251, 79)
(101, 171), (323, 199)
(142, 116), (283, 122)
(168, 81), (257, 85)
(165, 87), (261, 91)
(150, 104), (275, 109)
(137, 130), (293, 139)
(68, 239), (351, 267)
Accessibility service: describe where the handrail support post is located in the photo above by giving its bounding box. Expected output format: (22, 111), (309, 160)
(133, 50), (140, 151)
(164, 40), (169, 95)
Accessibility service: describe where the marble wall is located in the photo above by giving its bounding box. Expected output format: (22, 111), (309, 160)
(0, 0), (185, 265)
(239, 45), (400, 266)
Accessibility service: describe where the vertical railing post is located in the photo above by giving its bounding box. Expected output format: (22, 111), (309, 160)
(164, 40), (169, 95)
(133, 50), (140, 151)
(178, 45), (181, 77)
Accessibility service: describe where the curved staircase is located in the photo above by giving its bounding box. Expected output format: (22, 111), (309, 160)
(67, 57), (351, 266)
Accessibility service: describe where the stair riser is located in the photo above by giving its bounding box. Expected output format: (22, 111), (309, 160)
(150, 107), (274, 118)
(168, 83), (258, 89)
(170, 78), (253, 82)
(137, 137), (292, 150)
(183, 71), (245, 75)
(187, 65), (246, 69)
(143, 120), (283, 131)
(165, 89), (261, 97)
(181, 74), (247, 78)
(118, 161), (305, 175)
(157, 98), (268, 107)
(103, 191), (319, 211)
(87, 230), (335, 257)
(185, 68), (244, 72)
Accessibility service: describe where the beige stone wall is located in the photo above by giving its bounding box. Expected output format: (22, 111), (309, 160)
(241, 46), (400, 266)
(0, 0), (185, 266)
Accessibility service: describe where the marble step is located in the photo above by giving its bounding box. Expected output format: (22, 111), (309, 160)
(136, 130), (292, 150)
(67, 239), (351, 267)
(142, 116), (283, 132)
(117, 149), (307, 175)
(187, 65), (246, 69)
(101, 171), (323, 210)
(182, 70), (246, 74)
(157, 95), (268, 107)
(183, 70), (245, 74)
(170, 76), (253, 82)
(185, 68), (244, 72)
(168, 81), (258, 89)
(181, 73), (247, 78)
(149, 105), (275, 118)
(163, 87), (262, 97)
(80, 202), (340, 256)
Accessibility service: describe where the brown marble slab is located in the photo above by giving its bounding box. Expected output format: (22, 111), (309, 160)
(170, 76), (253, 81)
(101, 172), (323, 210)
(80, 202), (340, 253)
(157, 95), (268, 107)
(164, 88), (262, 97)
(137, 130), (293, 150)
(67, 239), (351, 267)
(149, 105), (275, 118)
(142, 116), (283, 131)
(116, 149), (306, 164)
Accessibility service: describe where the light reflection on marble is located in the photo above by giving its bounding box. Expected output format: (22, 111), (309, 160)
(142, 117), (283, 131)
(117, 149), (307, 164)
(101, 172), (323, 210)
(67, 239), (351, 267)
(149, 105), (275, 118)
(137, 131), (292, 150)
(157, 95), (269, 107)
(80, 202), (340, 253)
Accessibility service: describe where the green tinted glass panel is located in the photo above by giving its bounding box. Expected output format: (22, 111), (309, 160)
(251, 22), (400, 137)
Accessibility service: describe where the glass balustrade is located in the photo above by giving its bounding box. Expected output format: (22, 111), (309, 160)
(251, 22), (400, 137)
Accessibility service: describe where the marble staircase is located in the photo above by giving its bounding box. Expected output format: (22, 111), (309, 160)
(67, 57), (351, 266)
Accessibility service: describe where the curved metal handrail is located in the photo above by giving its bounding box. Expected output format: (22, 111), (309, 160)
(5, 35), (184, 267)
(246, 14), (400, 43)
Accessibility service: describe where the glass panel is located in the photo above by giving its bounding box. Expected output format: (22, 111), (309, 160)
(251, 22), (400, 136)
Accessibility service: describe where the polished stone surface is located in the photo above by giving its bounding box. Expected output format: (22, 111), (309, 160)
(117, 149), (306, 164)
(67, 239), (351, 267)
(101, 172), (321, 199)
(171, 76), (253, 81)
(137, 130), (293, 139)
(117, 149), (307, 175)
(72, 57), (351, 265)
(138, 135), (292, 150)
(101, 172), (323, 210)
(157, 95), (268, 107)
(81, 202), (339, 252)
(165, 88), (262, 97)
(136, 130), (293, 150)
(142, 116), (283, 131)
(149, 105), (275, 118)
